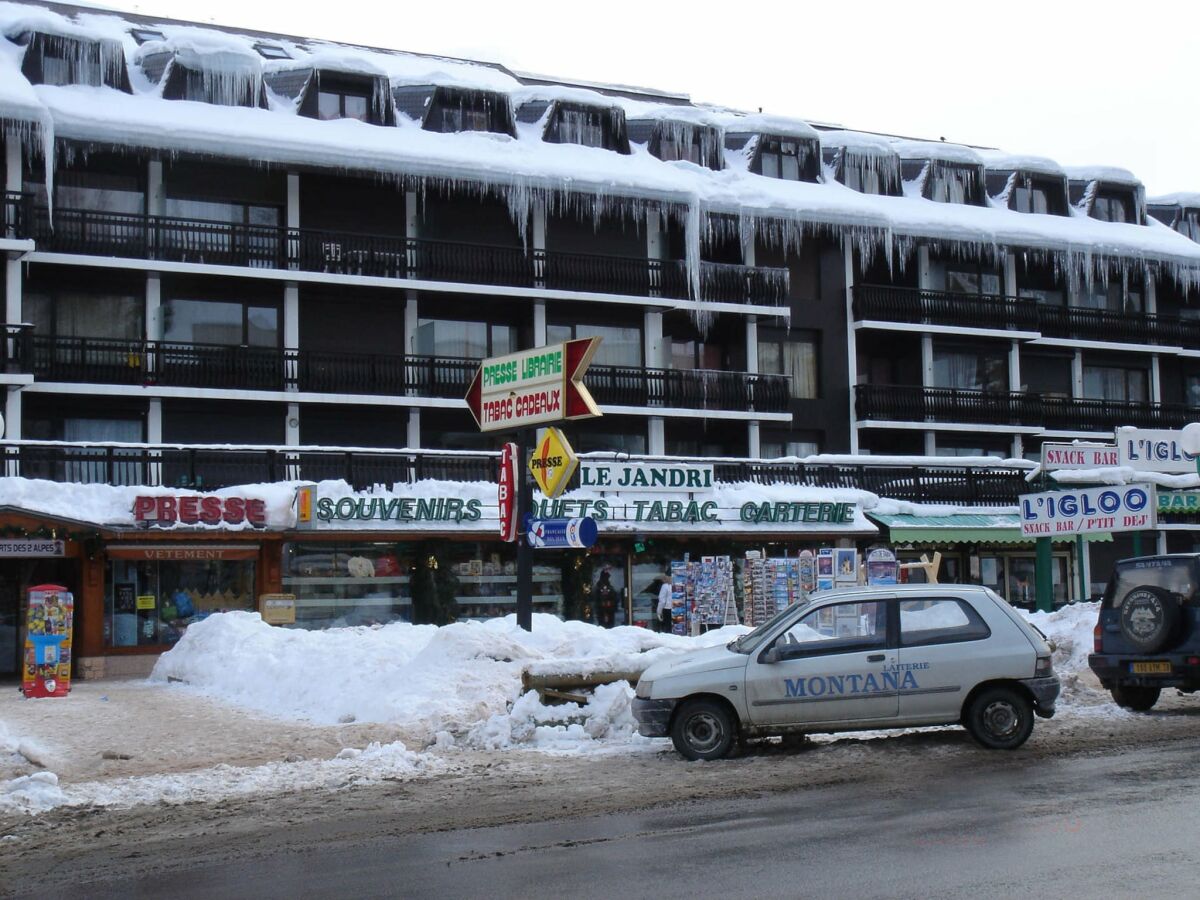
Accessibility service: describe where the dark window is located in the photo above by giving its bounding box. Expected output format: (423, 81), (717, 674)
(556, 107), (604, 148)
(26, 290), (143, 339)
(52, 169), (144, 214)
(654, 124), (721, 170)
(1186, 373), (1200, 407)
(253, 43), (290, 60)
(757, 137), (813, 182)
(758, 334), (818, 399)
(926, 163), (984, 205)
(670, 338), (724, 371)
(944, 264), (1002, 296)
(933, 344), (1008, 392)
(1013, 183), (1049, 215)
(899, 599), (991, 647)
(1083, 365), (1147, 403)
(1081, 282), (1143, 314)
(415, 319), (512, 358)
(317, 89), (369, 122)
(130, 28), (165, 44)
(546, 323), (641, 367)
(162, 298), (279, 347)
(1091, 190), (1133, 223)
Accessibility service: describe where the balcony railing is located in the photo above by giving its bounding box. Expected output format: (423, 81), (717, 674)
(853, 284), (1200, 345)
(18, 198), (789, 306)
(855, 384), (1195, 431)
(14, 329), (788, 412)
(0, 440), (1030, 505)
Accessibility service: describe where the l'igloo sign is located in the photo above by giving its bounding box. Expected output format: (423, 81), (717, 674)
(1019, 484), (1156, 537)
(1182, 423), (1200, 460)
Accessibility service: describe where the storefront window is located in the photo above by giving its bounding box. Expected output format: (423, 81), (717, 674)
(443, 542), (563, 620)
(284, 542), (414, 628)
(106, 556), (256, 647)
(976, 552), (1067, 606)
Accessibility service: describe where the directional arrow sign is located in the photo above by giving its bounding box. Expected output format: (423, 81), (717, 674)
(465, 337), (602, 432)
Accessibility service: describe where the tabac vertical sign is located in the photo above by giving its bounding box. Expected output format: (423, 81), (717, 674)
(498, 442), (518, 542)
(465, 338), (601, 432)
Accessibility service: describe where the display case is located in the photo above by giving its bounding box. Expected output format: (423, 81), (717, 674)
(283, 542), (413, 628)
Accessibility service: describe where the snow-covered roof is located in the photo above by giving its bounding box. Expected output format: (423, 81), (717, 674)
(3, 0), (1200, 289)
(716, 112), (819, 141)
(1149, 192), (1200, 210)
(977, 150), (1066, 178)
(1064, 165), (1142, 187)
(891, 139), (985, 166)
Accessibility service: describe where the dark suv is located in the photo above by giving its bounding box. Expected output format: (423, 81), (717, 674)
(1088, 555), (1200, 711)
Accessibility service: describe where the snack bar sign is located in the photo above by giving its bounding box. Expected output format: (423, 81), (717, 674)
(465, 338), (601, 432)
(1019, 483), (1156, 537)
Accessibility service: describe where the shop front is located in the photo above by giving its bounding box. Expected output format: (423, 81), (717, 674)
(868, 512), (1108, 607)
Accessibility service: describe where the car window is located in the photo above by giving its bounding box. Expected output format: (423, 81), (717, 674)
(899, 598), (990, 647)
(1103, 559), (1198, 608)
(772, 601), (887, 657)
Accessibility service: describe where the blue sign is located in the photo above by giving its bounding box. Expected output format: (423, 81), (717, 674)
(525, 516), (598, 549)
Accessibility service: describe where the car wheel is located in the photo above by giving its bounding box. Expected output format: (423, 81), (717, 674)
(1111, 684), (1161, 712)
(670, 699), (736, 761)
(1119, 587), (1181, 654)
(965, 686), (1034, 750)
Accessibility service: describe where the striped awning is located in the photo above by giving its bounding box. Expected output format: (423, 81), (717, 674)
(868, 513), (1111, 544)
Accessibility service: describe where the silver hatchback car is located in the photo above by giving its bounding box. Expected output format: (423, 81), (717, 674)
(633, 584), (1059, 760)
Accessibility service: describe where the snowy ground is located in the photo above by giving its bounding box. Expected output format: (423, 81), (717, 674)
(0, 601), (1173, 818)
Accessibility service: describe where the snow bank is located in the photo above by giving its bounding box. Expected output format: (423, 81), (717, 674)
(1021, 602), (1121, 712)
(152, 611), (746, 742)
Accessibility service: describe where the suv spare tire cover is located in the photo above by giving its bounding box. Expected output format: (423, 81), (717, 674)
(1119, 586), (1181, 653)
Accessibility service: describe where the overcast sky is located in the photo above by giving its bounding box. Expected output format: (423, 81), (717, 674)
(92, 0), (1199, 195)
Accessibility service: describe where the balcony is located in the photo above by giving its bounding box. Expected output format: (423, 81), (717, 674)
(853, 284), (1200, 345)
(855, 384), (1195, 432)
(15, 197), (789, 306)
(10, 328), (790, 413)
(0, 440), (1030, 504)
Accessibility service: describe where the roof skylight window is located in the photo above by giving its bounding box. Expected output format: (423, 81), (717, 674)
(129, 28), (165, 45)
(254, 43), (290, 60)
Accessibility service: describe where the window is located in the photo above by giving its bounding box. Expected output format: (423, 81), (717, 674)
(760, 436), (820, 459)
(317, 90), (369, 122)
(1019, 287), (1065, 306)
(1186, 373), (1200, 407)
(1080, 282), (1142, 314)
(670, 339), (723, 371)
(179, 67), (259, 107)
(932, 346), (1007, 392)
(162, 299), (279, 347)
(757, 138), (806, 182)
(41, 47), (102, 87)
(899, 599), (991, 647)
(758, 335), (818, 399)
(1092, 190), (1134, 223)
(555, 108), (604, 148)
(546, 323), (641, 367)
(51, 170), (144, 214)
(26, 291), (143, 339)
(163, 197), (280, 226)
(927, 164), (982, 205)
(434, 103), (493, 133)
(1083, 365), (1148, 403)
(416, 320), (512, 359)
(771, 601), (887, 657)
(935, 442), (1008, 459)
(1180, 210), (1200, 242)
(944, 265), (1001, 296)
(129, 28), (166, 45)
(253, 43), (290, 60)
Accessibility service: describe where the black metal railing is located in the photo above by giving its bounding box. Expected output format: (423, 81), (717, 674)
(0, 440), (1031, 504)
(586, 366), (791, 412)
(854, 284), (1200, 346)
(855, 384), (1195, 432)
(18, 199), (788, 305)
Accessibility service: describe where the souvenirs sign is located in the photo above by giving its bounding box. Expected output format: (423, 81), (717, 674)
(465, 338), (601, 432)
(528, 427), (578, 499)
(1020, 483), (1156, 537)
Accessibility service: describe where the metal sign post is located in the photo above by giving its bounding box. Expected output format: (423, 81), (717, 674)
(516, 428), (534, 631)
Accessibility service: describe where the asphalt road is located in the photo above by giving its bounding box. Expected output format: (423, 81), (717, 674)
(34, 736), (1200, 900)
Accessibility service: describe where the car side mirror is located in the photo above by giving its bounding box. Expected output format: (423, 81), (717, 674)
(762, 646), (782, 665)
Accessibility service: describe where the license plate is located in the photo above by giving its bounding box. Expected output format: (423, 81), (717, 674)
(1131, 661), (1171, 674)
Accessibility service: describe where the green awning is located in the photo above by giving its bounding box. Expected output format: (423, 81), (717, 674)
(868, 512), (1112, 545)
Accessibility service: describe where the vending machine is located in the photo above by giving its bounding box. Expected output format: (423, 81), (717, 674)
(22, 584), (74, 698)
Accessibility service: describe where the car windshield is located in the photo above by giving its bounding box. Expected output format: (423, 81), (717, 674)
(730, 597), (814, 654)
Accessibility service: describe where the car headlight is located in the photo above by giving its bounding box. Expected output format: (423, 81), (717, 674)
(635, 679), (653, 698)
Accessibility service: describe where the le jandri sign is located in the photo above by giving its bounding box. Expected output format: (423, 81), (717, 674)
(1116, 427), (1198, 474)
(465, 338), (601, 432)
(1041, 443), (1118, 471)
(1019, 484), (1156, 537)
(579, 461), (715, 492)
(133, 495), (267, 528)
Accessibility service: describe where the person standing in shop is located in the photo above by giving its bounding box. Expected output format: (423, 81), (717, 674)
(656, 577), (674, 633)
(594, 568), (618, 628)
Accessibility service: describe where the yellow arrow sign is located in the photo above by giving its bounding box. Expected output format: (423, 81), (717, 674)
(529, 427), (578, 499)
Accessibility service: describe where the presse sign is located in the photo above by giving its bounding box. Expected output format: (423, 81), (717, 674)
(465, 339), (600, 432)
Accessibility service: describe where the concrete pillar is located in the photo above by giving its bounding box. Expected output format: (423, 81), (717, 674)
(745, 315), (759, 373)
(405, 295), (419, 354)
(408, 408), (421, 449)
(4, 388), (20, 441)
(1072, 349), (1084, 399)
(146, 399), (163, 443)
(1150, 354), (1162, 404)
(644, 310), (663, 368)
(1145, 277), (1157, 315)
(1156, 530), (1168, 556)
(147, 159), (164, 217)
(5, 259), (19, 329)
(1003, 251), (1017, 297)
(1079, 538), (1093, 601)
(405, 190), (420, 241)
(648, 418), (665, 455)
(284, 283), (299, 351)
(748, 421), (761, 458)
(146, 273), (160, 340)
(917, 245), (932, 291)
(844, 244), (859, 454)
(287, 172), (300, 230)
(4, 140), (20, 194)
(533, 301), (547, 347)
(921, 334), (934, 386)
(924, 431), (936, 456)
(285, 402), (300, 447)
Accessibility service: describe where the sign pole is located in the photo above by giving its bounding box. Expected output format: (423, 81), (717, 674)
(516, 427), (534, 631)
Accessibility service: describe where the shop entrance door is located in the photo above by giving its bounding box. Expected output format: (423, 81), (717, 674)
(0, 559), (78, 681)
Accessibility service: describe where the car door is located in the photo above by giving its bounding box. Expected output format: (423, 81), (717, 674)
(895, 596), (994, 723)
(745, 598), (899, 727)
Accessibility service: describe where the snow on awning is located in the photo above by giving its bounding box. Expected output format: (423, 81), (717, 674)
(869, 512), (1112, 544)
